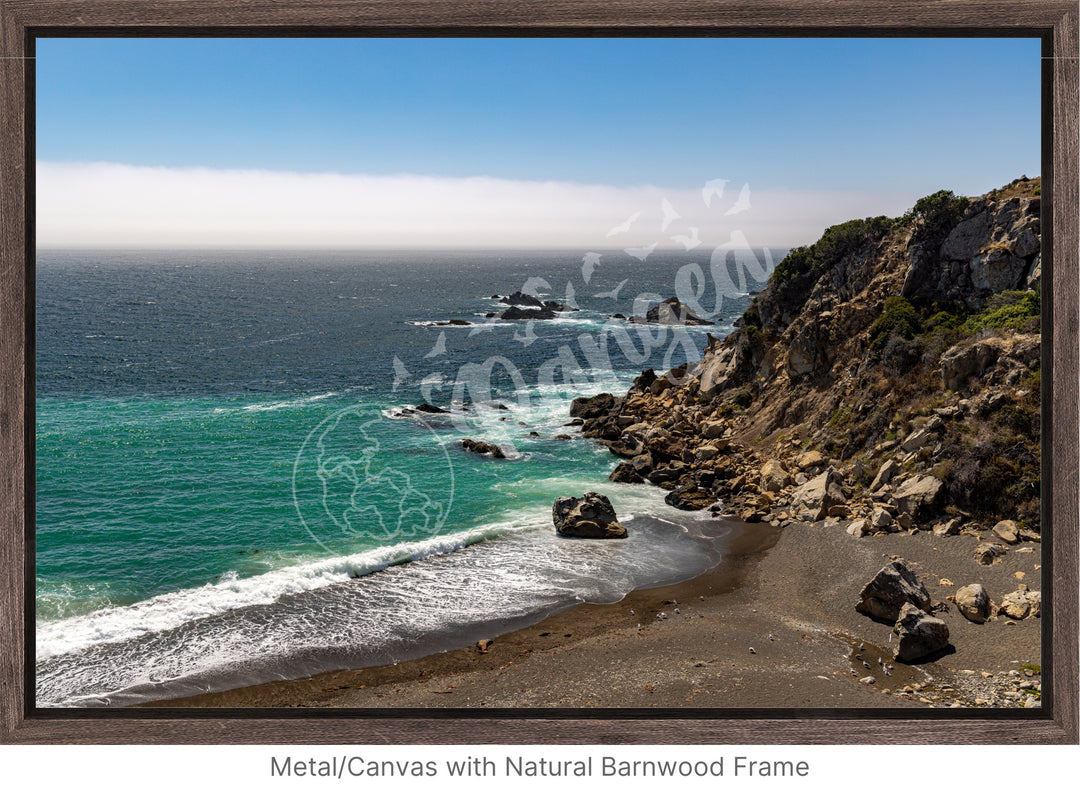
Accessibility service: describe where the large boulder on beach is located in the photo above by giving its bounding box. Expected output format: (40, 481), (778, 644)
(955, 583), (992, 623)
(552, 491), (628, 539)
(893, 602), (950, 662)
(856, 559), (932, 621)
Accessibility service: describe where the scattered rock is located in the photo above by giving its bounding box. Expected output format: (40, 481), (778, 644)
(992, 520), (1020, 544)
(870, 506), (894, 530)
(795, 450), (827, 470)
(609, 462), (643, 484)
(974, 542), (1007, 565)
(869, 459), (899, 493)
(790, 467), (846, 521)
(847, 519), (870, 538)
(955, 583), (992, 623)
(892, 474), (944, 519)
(664, 486), (715, 510)
(893, 602), (950, 662)
(900, 427), (934, 453)
(569, 394), (616, 420)
(933, 518), (962, 537)
(941, 340), (1000, 391)
(551, 491), (628, 539)
(856, 559), (932, 622)
(1000, 588), (1041, 620)
(760, 459), (791, 492)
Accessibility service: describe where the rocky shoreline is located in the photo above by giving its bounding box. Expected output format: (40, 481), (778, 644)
(146, 179), (1043, 710)
(564, 177), (1043, 673)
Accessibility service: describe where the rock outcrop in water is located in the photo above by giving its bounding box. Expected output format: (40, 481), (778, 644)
(489, 291), (576, 320)
(552, 491), (628, 538)
(461, 439), (507, 459)
(629, 296), (714, 326)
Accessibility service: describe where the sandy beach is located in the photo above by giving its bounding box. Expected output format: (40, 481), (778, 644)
(146, 516), (1042, 710)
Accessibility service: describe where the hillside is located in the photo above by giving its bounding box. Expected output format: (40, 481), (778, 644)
(575, 177), (1042, 538)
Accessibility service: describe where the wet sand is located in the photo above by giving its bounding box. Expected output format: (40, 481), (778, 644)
(146, 518), (1042, 709)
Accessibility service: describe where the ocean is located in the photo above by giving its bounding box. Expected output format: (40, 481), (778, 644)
(35, 248), (772, 707)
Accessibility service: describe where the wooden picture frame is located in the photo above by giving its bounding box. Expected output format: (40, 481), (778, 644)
(1, 0), (1076, 744)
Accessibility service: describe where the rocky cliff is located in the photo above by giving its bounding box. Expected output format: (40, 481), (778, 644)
(574, 177), (1042, 537)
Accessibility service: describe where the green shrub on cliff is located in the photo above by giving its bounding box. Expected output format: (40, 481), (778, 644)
(903, 189), (970, 237)
(751, 215), (894, 333)
(961, 289), (1040, 335)
(869, 296), (921, 351)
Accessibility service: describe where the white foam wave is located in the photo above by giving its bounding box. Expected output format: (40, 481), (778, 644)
(240, 391), (340, 412)
(36, 525), (504, 661)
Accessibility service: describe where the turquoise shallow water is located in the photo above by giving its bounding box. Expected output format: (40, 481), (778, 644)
(35, 249), (770, 706)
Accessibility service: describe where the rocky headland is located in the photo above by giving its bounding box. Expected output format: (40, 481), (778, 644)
(570, 177), (1043, 678)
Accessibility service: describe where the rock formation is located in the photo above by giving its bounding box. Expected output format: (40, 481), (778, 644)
(629, 296), (714, 326)
(551, 491), (628, 538)
(460, 439), (507, 459)
(570, 177), (1041, 534)
(855, 559), (932, 622)
(893, 602), (950, 662)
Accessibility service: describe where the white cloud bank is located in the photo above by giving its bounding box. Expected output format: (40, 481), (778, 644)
(37, 161), (915, 250)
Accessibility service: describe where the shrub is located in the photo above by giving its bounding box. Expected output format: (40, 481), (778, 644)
(758, 215), (895, 331)
(962, 289), (1040, 335)
(869, 296), (921, 351)
(905, 189), (970, 238)
(880, 334), (922, 374)
(732, 388), (753, 409)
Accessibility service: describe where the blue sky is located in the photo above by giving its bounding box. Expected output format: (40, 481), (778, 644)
(35, 37), (1041, 248)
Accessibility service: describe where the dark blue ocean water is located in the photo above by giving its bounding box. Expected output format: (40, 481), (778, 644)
(35, 248), (771, 706)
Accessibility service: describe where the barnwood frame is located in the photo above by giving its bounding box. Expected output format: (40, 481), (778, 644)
(1, 0), (1076, 744)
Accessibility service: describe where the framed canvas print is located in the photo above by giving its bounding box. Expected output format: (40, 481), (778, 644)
(0, 0), (1076, 745)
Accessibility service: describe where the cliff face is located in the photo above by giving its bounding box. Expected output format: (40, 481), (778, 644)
(578, 177), (1042, 534)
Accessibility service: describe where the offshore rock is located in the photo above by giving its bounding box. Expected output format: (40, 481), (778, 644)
(630, 296), (714, 326)
(552, 491), (628, 539)
(498, 305), (556, 321)
(499, 291), (544, 307)
(460, 439), (506, 459)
